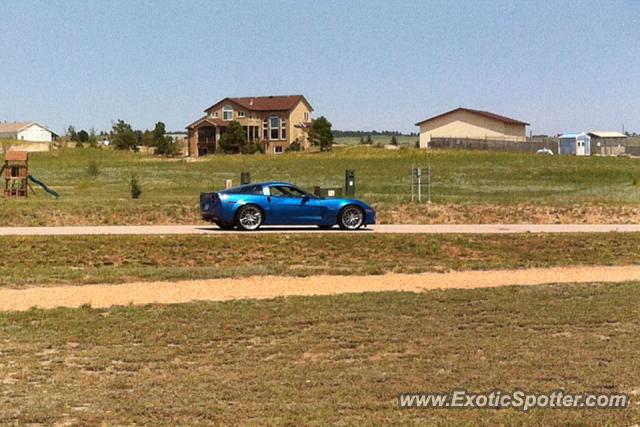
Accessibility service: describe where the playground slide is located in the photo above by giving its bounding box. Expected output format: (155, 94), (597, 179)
(27, 175), (59, 198)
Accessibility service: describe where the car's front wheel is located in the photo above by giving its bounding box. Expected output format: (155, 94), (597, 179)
(338, 206), (364, 230)
(236, 205), (263, 231)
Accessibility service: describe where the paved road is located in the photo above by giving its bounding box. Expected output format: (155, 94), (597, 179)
(1, 224), (640, 236)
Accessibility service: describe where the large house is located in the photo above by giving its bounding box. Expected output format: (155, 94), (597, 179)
(0, 121), (57, 142)
(415, 108), (529, 148)
(186, 95), (313, 156)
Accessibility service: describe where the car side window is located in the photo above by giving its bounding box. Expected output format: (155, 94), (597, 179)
(270, 186), (305, 198)
(239, 185), (263, 195)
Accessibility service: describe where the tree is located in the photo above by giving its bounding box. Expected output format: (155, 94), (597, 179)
(365, 135), (373, 145)
(110, 120), (137, 150)
(359, 136), (365, 145)
(152, 121), (167, 143)
(152, 121), (179, 156)
(88, 128), (99, 148)
(390, 135), (398, 146)
(308, 116), (333, 152)
(218, 121), (246, 153)
(77, 130), (89, 143)
(66, 125), (78, 142)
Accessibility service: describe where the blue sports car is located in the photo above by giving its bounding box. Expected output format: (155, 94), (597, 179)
(200, 181), (376, 231)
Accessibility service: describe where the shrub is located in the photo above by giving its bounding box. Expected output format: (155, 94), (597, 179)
(241, 143), (261, 154)
(285, 140), (301, 152)
(130, 175), (142, 199)
(87, 160), (100, 177)
(75, 141), (84, 148)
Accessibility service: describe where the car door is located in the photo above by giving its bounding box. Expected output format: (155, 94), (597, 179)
(298, 194), (326, 223)
(266, 185), (305, 224)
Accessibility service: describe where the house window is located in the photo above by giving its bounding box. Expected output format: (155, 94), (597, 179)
(211, 112), (218, 118)
(274, 146), (283, 154)
(270, 114), (279, 140)
(281, 118), (287, 140)
(263, 118), (268, 139)
(238, 111), (245, 118)
(223, 105), (233, 121)
(304, 112), (309, 121)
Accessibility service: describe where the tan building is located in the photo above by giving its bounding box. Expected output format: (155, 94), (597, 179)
(415, 108), (529, 148)
(186, 95), (313, 156)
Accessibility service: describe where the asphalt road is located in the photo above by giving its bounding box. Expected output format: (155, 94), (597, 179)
(1, 224), (640, 236)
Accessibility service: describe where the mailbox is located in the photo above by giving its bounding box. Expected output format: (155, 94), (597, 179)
(344, 170), (355, 197)
(240, 172), (250, 185)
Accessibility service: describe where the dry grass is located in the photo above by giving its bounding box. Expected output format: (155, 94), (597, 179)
(1, 283), (638, 425)
(3, 146), (640, 226)
(2, 233), (640, 287)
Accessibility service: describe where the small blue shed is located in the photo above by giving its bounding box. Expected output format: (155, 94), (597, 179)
(559, 133), (591, 156)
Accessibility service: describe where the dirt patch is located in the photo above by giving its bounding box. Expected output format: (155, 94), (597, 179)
(2, 265), (640, 312)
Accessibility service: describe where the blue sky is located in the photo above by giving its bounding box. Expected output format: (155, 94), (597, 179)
(1, 0), (638, 135)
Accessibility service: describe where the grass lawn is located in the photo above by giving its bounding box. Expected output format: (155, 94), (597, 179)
(1, 283), (638, 425)
(2, 146), (640, 225)
(1, 233), (640, 287)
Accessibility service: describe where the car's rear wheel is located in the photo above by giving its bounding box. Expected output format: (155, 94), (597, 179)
(338, 206), (364, 230)
(236, 205), (263, 231)
(215, 221), (235, 230)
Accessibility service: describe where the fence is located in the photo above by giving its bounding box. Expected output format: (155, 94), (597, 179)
(429, 137), (557, 153)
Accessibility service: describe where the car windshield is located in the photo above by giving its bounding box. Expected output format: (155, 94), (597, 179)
(270, 185), (316, 199)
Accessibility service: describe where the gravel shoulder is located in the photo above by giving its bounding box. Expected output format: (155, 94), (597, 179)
(3, 224), (640, 236)
(2, 265), (640, 312)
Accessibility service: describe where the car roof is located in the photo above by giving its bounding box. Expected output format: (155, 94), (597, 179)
(257, 181), (293, 186)
(220, 182), (294, 193)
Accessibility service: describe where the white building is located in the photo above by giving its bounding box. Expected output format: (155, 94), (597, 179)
(0, 122), (57, 142)
(558, 133), (591, 156)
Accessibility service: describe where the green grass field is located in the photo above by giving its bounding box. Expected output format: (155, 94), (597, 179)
(1, 283), (638, 425)
(2, 146), (640, 225)
(1, 232), (640, 287)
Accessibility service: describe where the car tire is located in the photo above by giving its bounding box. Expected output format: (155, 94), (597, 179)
(338, 205), (365, 230)
(235, 205), (264, 231)
(215, 221), (235, 230)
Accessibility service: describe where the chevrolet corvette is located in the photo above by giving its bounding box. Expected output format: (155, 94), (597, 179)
(200, 182), (375, 231)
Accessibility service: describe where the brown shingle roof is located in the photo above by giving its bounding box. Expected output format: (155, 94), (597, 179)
(0, 122), (32, 133)
(415, 108), (529, 126)
(205, 95), (312, 113)
(186, 116), (229, 129)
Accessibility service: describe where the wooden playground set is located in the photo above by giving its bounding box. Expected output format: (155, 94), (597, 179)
(1, 151), (58, 198)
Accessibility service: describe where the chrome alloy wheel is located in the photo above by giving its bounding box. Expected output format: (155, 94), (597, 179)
(238, 206), (263, 231)
(340, 206), (364, 230)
